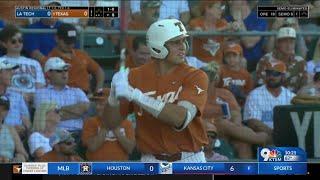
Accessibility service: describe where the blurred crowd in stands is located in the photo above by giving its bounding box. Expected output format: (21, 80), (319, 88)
(0, 0), (320, 162)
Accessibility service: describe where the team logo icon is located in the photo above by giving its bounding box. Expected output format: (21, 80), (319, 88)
(80, 163), (92, 175)
(159, 162), (172, 174)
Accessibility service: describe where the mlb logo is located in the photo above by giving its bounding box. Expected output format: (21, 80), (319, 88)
(159, 162), (172, 174)
(12, 165), (22, 174)
(80, 163), (92, 175)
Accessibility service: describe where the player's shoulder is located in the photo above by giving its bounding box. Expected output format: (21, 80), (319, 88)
(181, 64), (209, 84)
(184, 63), (204, 74)
(178, 62), (205, 76)
(129, 60), (154, 75)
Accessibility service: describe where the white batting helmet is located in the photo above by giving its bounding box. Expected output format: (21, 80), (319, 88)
(146, 19), (189, 59)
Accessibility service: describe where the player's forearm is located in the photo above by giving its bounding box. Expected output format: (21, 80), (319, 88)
(157, 103), (188, 128)
(86, 128), (107, 152)
(128, 87), (188, 128)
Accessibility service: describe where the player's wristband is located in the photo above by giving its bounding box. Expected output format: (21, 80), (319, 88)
(131, 88), (165, 118)
(174, 101), (197, 131)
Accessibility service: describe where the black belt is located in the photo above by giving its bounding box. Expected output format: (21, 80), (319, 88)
(154, 153), (182, 162)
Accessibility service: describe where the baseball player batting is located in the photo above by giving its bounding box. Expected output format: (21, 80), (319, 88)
(106, 19), (209, 162)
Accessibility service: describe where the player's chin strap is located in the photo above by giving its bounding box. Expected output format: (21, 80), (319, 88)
(130, 88), (197, 131)
(185, 41), (190, 52)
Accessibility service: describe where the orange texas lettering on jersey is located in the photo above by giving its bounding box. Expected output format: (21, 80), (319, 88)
(144, 86), (183, 104)
(138, 83), (205, 105)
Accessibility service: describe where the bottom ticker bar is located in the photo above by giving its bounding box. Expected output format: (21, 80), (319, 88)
(16, 162), (308, 175)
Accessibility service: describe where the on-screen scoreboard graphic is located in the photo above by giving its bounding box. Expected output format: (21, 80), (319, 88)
(15, 6), (119, 18)
(13, 147), (307, 175)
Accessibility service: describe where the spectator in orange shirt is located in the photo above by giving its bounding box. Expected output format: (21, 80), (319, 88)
(127, 0), (161, 53)
(82, 89), (136, 161)
(218, 42), (253, 106)
(189, 0), (232, 64)
(46, 23), (105, 94)
(39, 129), (82, 162)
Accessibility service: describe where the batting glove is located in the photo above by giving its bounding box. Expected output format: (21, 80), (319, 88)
(112, 68), (135, 102)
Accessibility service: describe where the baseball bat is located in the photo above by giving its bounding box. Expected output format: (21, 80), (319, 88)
(120, 48), (126, 72)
